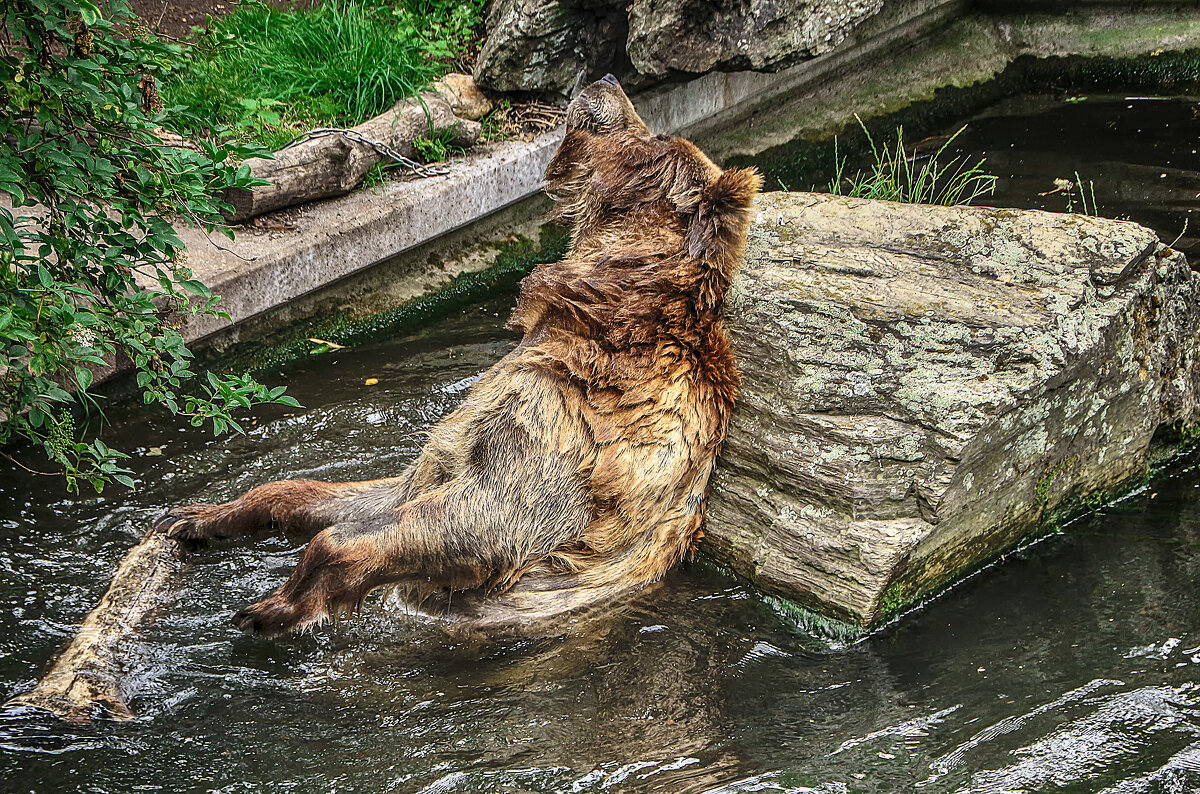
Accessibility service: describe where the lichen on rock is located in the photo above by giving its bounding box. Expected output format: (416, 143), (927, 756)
(702, 192), (1200, 627)
(627, 0), (884, 76)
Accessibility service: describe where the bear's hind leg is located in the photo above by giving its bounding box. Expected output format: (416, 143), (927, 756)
(229, 518), (424, 637)
(231, 473), (587, 637)
(232, 389), (593, 637)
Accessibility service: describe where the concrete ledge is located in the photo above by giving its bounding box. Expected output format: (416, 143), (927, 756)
(176, 0), (966, 347)
(177, 0), (1200, 353)
(178, 133), (561, 342)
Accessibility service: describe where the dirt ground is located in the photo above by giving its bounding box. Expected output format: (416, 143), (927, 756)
(129, 0), (319, 39)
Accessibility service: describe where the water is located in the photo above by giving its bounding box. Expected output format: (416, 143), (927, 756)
(5, 96), (1200, 791)
(940, 93), (1200, 256)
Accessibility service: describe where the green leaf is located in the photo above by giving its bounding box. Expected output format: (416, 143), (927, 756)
(178, 279), (211, 298)
(0, 181), (26, 205)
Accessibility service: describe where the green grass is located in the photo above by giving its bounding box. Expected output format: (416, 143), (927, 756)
(413, 126), (468, 162)
(360, 162), (391, 188)
(827, 117), (997, 206)
(162, 0), (485, 151)
(1066, 171), (1100, 216)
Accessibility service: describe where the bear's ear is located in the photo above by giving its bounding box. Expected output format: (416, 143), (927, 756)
(686, 167), (763, 261)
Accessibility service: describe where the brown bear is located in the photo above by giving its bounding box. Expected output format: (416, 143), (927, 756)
(156, 75), (762, 637)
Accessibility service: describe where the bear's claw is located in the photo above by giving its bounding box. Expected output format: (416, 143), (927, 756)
(232, 597), (319, 638)
(154, 505), (229, 546)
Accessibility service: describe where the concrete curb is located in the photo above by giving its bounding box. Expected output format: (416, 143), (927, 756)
(178, 132), (561, 342)
(177, 0), (964, 347)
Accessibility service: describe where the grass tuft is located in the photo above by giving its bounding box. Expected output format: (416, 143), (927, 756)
(1067, 171), (1100, 216)
(827, 116), (997, 206)
(413, 127), (468, 163)
(163, 0), (485, 151)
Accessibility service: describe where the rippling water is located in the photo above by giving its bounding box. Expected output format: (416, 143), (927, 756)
(2, 295), (1199, 793)
(7, 94), (1200, 792)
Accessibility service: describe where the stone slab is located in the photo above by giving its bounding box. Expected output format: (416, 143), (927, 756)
(704, 192), (1200, 626)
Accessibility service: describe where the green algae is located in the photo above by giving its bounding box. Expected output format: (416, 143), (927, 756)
(688, 556), (864, 645)
(198, 224), (569, 378)
(762, 593), (865, 646)
(1035, 455), (1080, 503)
(879, 582), (913, 622)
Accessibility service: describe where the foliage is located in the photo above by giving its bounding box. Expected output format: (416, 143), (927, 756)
(479, 99), (516, 143)
(360, 162), (392, 189)
(0, 0), (299, 492)
(1064, 172), (1099, 216)
(401, 0), (486, 60)
(162, 0), (487, 151)
(413, 127), (468, 163)
(827, 118), (997, 206)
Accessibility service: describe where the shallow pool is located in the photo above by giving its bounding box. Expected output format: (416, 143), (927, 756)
(940, 93), (1200, 257)
(2, 291), (1200, 792)
(750, 91), (1200, 262)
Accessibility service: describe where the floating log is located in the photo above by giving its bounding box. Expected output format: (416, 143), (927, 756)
(5, 530), (185, 722)
(224, 92), (482, 224)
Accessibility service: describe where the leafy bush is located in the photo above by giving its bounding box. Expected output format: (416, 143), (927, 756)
(0, 0), (299, 492)
(163, 0), (486, 151)
(827, 119), (997, 206)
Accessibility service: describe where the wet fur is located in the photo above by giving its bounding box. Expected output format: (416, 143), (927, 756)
(157, 79), (761, 637)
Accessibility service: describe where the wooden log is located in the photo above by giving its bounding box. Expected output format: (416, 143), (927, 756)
(224, 92), (482, 224)
(4, 530), (185, 722)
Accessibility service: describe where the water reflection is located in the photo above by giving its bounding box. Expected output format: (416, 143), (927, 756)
(942, 94), (1200, 257)
(1, 299), (1200, 791)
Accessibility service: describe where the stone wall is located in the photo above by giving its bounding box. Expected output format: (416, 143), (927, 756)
(473, 0), (1200, 100)
(474, 0), (891, 98)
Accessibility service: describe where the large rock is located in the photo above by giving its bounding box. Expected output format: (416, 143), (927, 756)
(627, 0), (883, 76)
(473, 0), (628, 97)
(704, 192), (1200, 627)
(473, 0), (887, 97)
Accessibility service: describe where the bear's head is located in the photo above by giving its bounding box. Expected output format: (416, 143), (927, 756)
(562, 73), (646, 136)
(544, 76), (760, 269)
